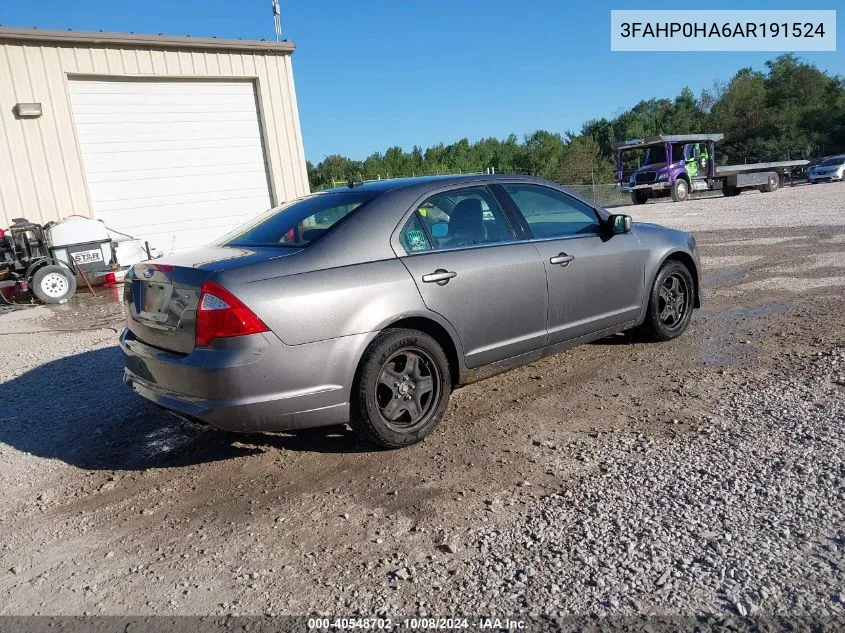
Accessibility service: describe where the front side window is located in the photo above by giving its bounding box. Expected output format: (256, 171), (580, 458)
(503, 184), (600, 239)
(414, 186), (514, 250)
(220, 191), (379, 247)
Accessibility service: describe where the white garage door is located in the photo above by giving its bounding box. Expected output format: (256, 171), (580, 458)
(68, 79), (273, 253)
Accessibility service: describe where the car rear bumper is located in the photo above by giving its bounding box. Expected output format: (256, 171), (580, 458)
(120, 328), (374, 433)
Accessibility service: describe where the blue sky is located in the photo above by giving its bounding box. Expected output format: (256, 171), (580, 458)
(3, 1), (842, 162)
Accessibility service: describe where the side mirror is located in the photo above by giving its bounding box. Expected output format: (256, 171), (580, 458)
(609, 214), (632, 234)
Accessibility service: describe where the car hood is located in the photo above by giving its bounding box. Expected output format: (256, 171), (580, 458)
(632, 221), (697, 250)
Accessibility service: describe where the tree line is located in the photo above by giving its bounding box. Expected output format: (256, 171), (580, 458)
(307, 55), (845, 190)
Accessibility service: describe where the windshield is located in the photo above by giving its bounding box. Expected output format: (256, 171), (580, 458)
(644, 146), (666, 166)
(820, 157), (845, 166)
(219, 190), (380, 248)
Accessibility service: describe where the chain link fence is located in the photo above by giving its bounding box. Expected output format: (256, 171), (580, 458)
(326, 169), (634, 208)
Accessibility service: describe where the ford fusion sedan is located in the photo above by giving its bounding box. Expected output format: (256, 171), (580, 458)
(121, 175), (701, 448)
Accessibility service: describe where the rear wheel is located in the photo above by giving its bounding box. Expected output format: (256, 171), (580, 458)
(670, 178), (689, 202)
(761, 171), (781, 193)
(631, 190), (649, 205)
(31, 265), (76, 304)
(641, 260), (695, 341)
(350, 328), (451, 449)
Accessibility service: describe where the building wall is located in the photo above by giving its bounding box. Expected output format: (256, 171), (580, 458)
(0, 40), (309, 228)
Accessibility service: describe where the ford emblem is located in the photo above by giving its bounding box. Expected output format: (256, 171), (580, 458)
(142, 268), (154, 279)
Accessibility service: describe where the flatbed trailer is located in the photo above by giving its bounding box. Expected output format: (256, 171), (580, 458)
(614, 134), (808, 204)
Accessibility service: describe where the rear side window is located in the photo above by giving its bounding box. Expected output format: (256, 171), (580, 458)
(400, 213), (433, 253)
(220, 191), (379, 247)
(503, 184), (600, 239)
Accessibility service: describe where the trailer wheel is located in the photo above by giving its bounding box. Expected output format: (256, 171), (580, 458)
(31, 265), (76, 304)
(761, 172), (781, 193)
(631, 190), (649, 205)
(670, 178), (689, 202)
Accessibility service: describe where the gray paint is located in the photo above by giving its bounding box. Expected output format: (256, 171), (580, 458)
(121, 175), (701, 433)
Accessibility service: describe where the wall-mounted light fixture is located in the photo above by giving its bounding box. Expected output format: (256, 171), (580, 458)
(13, 102), (42, 118)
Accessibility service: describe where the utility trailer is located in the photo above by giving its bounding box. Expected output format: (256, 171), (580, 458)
(614, 134), (809, 204)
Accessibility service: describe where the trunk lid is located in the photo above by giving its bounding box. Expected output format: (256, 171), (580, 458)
(123, 245), (299, 354)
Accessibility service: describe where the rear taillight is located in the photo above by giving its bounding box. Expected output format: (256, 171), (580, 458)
(195, 281), (268, 348)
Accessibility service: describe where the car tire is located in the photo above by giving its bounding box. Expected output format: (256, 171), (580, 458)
(640, 260), (695, 342)
(670, 178), (689, 202)
(722, 185), (740, 197)
(631, 190), (649, 205)
(31, 264), (77, 304)
(350, 328), (451, 449)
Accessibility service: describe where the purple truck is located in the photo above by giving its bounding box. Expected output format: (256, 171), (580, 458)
(615, 134), (808, 204)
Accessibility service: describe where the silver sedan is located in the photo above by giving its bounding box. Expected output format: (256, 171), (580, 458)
(121, 175), (701, 448)
(808, 155), (845, 183)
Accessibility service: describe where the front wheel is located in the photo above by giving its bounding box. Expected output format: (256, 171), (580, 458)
(31, 265), (77, 304)
(670, 178), (689, 202)
(350, 328), (451, 449)
(640, 261), (695, 341)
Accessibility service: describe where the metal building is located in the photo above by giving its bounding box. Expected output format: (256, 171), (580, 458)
(0, 27), (309, 253)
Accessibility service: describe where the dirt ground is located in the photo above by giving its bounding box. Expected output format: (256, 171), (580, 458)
(0, 183), (843, 618)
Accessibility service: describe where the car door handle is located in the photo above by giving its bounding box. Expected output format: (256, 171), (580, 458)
(550, 253), (575, 266)
(422, 269), (457, 285)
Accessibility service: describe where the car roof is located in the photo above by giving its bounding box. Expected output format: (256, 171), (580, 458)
(324, 173), (554, 195)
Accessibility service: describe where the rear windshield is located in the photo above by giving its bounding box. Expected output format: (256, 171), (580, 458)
(219, 191), (380, 248)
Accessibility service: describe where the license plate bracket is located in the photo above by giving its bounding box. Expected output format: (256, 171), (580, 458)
(139, 282), (173, 323)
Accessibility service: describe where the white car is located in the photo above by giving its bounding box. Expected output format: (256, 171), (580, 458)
(808, 155), (845, 183)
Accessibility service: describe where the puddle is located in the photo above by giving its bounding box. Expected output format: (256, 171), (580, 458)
(701, 255), (763, 270)
(52, 286), (123, 311)
(726, 301), (791, 319)
(738, 276), (845, 293)
(714, 236), (808, 247)
(704, 268), (747, 285)
(764, 252), (845, 275)
(701, 341), (759, 367)
(699, 301), (791, 320)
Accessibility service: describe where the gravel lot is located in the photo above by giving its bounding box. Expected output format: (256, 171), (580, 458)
(0, 182), (843, 622)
